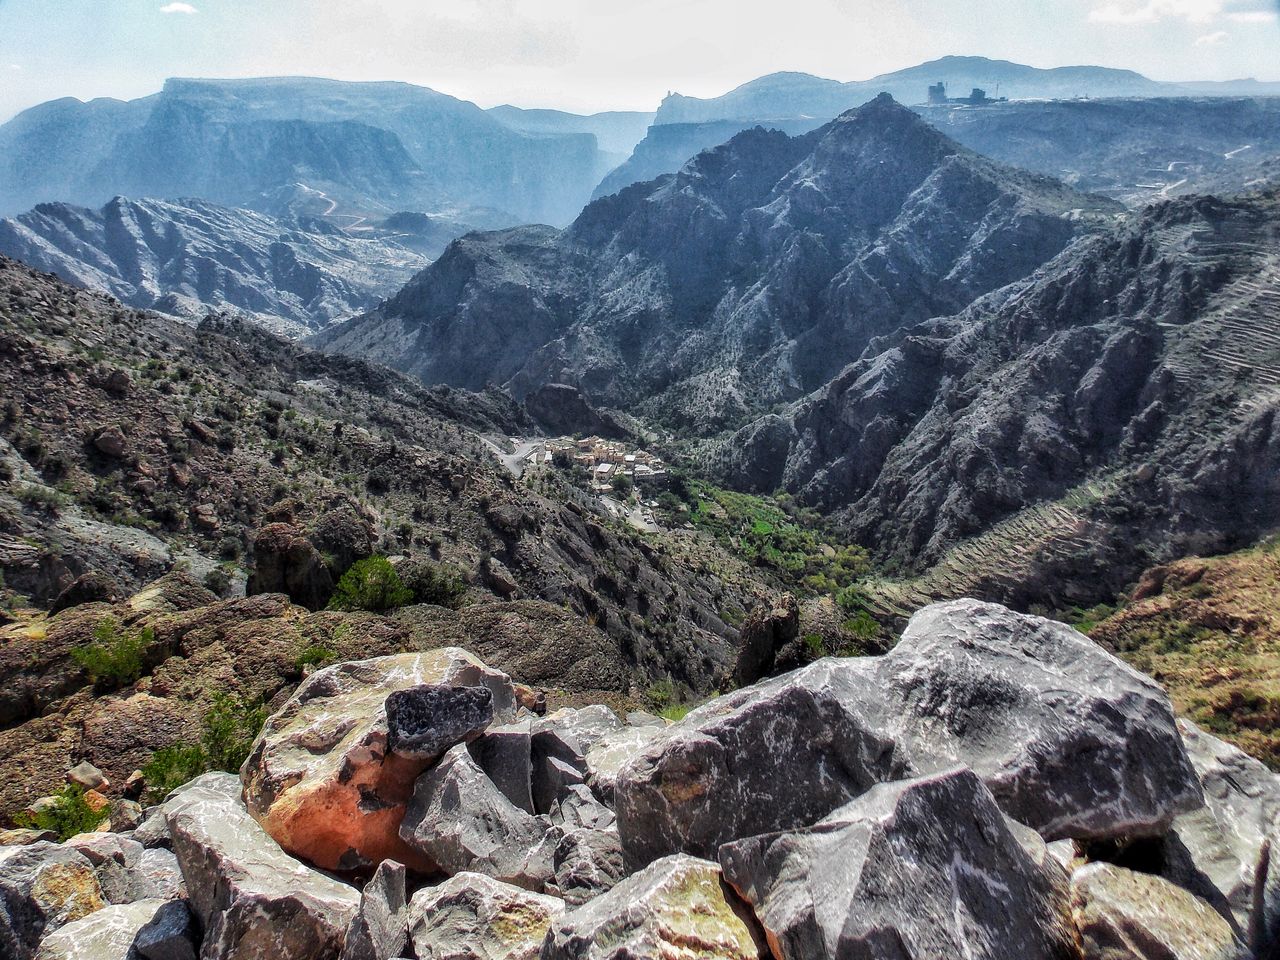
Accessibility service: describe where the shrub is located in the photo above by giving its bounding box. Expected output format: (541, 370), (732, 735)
(202, 694), (267, 774)
(401, 560), (468, 610)
(141, 744), (208, 804)
(72, 619), (151, 688)
(327, 556), (414, 613)
(15, 785), (106, 840)
(294, 643), (337, 672)
(203, 567), (233, 597)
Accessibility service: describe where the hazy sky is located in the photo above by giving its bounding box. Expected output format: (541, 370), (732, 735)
(1, 0), (1278, 122)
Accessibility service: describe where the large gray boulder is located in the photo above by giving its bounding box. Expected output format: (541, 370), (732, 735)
(1072, 863), (1251, 960)
(339, 860), (408, 960)
(719, 768), (1076, 960)
(400, 745), (560, 891)
(552, 828), (627, 907)
(541, 854), (766, 960)
(1163, 721), (1280, 934)
(33, 898), (167, 960)
(133, 899), (198, 960)
(616, 600), (1202, 865)
(165, 772), (360, 960)
(584, 726), (666, 805)
(0, 842), (106, 960)
(65, 833), (146, 905)
(408, 872), (565, 960)
(530, 707), (621, 815)
(469, 721), (535, 814)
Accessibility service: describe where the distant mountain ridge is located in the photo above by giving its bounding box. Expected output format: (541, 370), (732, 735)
(0, 77), (613, 226)
(653, 56), (1280, 125)
(314, 95), (1121, 430)
(0, 196), (428, 335)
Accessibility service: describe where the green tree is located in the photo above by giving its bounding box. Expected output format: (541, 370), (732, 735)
(327, 556), (414, 613)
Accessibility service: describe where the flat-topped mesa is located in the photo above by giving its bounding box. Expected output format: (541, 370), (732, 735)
(241, 650), (516, 873)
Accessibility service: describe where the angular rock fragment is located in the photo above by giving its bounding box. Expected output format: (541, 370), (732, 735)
(242, 650), (515, 872)
(542, 853), (764, 960)
(339, 860), (408, 960)
(33, 898), (166, 960)
(468, 720), (534, 814)
(529, 707), (620, 815)
(584, 725), (666, 805)
(132, 899), (198, 960)
(385, 685), (494, 759)
(552, 828), (626, 907)
(0, 842), (105, 960)
(408, 872), (564, 960)
(616, 600), (1203, 865)
(137, 848), (185, 901)
(1073, 863), (1250, 960)
(65, 833), (145, 905)
(165, 773), (359, 960)
(400, 745), (559, 891)
(548, 784), (615, 832)
(719, 768), (1076, 960)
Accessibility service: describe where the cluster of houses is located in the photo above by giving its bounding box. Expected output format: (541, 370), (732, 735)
(523, 435), (670, 493)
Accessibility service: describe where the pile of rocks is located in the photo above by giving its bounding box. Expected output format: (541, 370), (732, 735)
(5, 598), (1280, 959)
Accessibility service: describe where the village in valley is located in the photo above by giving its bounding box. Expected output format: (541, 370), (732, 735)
(505, 435), (674, 532)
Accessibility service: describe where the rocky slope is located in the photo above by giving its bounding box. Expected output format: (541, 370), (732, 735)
(5, 599), (1279, 960)
(0, 197), (429, 336)
(0, 78), (611, 226)
(652, 55), (1280, 125)
(718, 188), (1280, 611)
(316, 95), (1119, 431)
(0, 253), (783, 707)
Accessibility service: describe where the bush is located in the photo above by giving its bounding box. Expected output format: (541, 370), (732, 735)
(401, 560), (468, 610)
(294, 643), (337, 672)
(72, 619), (151, 688)
(327, 556), (414, 613)
(15, 785), (106, 840)
(202, 694), (267, 773)
(141, 744), (207, 804)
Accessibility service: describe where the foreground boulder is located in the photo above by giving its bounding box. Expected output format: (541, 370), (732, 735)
(339, 860), (407, 960)
(33, 898), (167, 960)
(243, 650), (515, 872)
(0, 843), (105, 960)
(616, 600), (1202, 864)
(541, 854), (765, 960)
(552, 828), (626, 907)
(400, 745), (559, 891)
(1163, 721), (1280, 934)
(165, 773), (360, 960)
(719, 768), (1076, 960)
(1072, 863), (1251, 960)
(408, 872), (565, 960)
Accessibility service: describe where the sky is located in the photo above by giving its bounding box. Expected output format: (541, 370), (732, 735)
(1, 0), (1279, 122)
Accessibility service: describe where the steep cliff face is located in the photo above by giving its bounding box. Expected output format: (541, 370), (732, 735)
(316, 96), (1119, 431)
(718, 190), (1280, 606)
(0, 197), (427, 335)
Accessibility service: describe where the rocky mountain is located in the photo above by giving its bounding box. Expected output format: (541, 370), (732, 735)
(0, 78), (613, 226)
(717, 188), (1280, 611)
(486, 104), (655, 164)
(316, 95), (1120, 431)
(600, 96), (1280, 207)
(653, 55), (1280, 125)
(0, 197), (430, 335)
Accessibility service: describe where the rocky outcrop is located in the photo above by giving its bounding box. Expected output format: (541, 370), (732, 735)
(407, 872), (565, 960)
(615, 600), (1201, 866)
(541, 854), (765, 960)
(242, 650), (515, 872)
(523, 384), (629, 440)
(1072, 863), (1251, 960)
(719, 768), (1076, 960)
(246, 498), (376, 611)
(165, 773), (360, 960)
(732, 593), (801, 687)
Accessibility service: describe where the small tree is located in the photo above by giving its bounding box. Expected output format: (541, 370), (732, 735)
(327, 556), (414, 613)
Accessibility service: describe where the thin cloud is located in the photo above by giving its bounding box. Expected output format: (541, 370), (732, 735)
(1194, 28), (1231, 42)
(159, 2), (199, 14)
(1227, 10), (1278, 19)
(1089, 0), (1223, 23)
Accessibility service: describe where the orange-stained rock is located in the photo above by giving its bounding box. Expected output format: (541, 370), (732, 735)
(242, 650), (516, 873)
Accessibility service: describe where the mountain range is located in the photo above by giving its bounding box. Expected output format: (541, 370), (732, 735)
(314, 95), (1121, 430)
(0, 77), (617, 226)
(0, 197), (430, 335)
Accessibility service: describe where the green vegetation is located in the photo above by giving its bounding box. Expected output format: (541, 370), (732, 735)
(72, 618), (152, 688)
(673, 483), (870, 594)
(327, 556), (414, 613)
(294, 643), (337, 672)
(15, 785), (106, 840)
(400, 560), (469, 610)
(140, 693), (267, 803)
